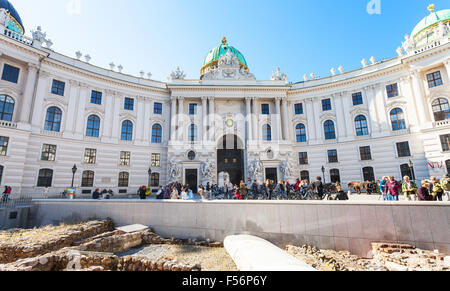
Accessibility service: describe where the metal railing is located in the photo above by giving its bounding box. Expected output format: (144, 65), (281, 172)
(0, 194), (33, 209)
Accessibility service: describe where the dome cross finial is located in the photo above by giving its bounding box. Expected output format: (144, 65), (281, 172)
(427, 4), (435, 13)
(222, 37), (227, 45)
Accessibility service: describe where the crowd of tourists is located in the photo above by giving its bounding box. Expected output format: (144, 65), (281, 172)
(380, 174), (450, 201)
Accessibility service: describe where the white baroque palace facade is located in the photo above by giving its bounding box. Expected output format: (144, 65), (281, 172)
(0, 2), (449, 196)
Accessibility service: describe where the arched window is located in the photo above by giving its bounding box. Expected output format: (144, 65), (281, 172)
(390, 108), (406, 131)
(400, 164), (413, 180)
(152, 124), (162, 143)
(300, 170), (310, 182)
(262, 124), (272, 141)
(355, 115), (369, 136)
(121, 120), (133, 141)
(296, 123), (307, 143)
(86, 115), (100, 137)
(188, 124), (198, 142)
(363, 167), (375, 182)
(44, 107), (62, 132)
(81, 170), (95, 187)
(118, 172), (129, 187)
(324, 120), (336, 140)
(0, 95), (14, 121)
(150, 173), (160, 187)
(330, 169), (341, 183)
(432, 98), (450, 121)
(37, 169), (53, 187)
(446, 159), (450, 175)
(0, 165), (4, 185)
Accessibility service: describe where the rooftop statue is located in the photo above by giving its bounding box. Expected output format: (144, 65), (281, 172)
(169, 67), (186, 80)
(402, 34), (416, 54)
(0, 8), (10, 28)
(271, 67), (288, 82)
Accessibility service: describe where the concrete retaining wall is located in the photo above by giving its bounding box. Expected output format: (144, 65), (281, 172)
(0, 207), (30, 230)
(28, 200), (450, 257)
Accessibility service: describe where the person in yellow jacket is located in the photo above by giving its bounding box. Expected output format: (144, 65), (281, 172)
(402, 176), (418, 201)
(430, 177), (444, 201)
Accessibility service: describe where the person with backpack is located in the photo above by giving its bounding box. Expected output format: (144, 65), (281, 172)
(430, 177), (444, 201)
(402, 176), (418, 201)
(441, 174), (450, 201)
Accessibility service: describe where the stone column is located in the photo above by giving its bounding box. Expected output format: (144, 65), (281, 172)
(443, 58), (450, 81)
(65, 80), (80, 135)
(177, 97), (184, 141)
(19, 63), (39, 125)
(245, 97), (253, 141)
(275, 97), (282, 141)
(135, 97), (145, 142)
(312, 98), (323, 140)
(334, 94), (346, 139)
(111, 92), (122, 140)
(252, 98), (258, 141)
(170, 97), (177, 141)
(143, 100), (151, 142)
(281, 98), (289, 141)
(305, 98), (316, 142)
(364, 86), (380, 134)
(202, 97), (208, 142)
(30, 71), (50, 132)
(74, 84), (89, 138)
(410, 69), (430, 124)
(342, 92), (354, 138)
(208, 97), (215, 141)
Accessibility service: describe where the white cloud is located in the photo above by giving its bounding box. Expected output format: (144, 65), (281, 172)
(66, 0), (82, 15)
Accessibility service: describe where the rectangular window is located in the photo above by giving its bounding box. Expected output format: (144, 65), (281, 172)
(124, 98), (134, 111)
(41, 144), (57, 161)
(151, 153), (161, 168)
(386, 83), (399, 98)
(0, 136), (9, 156)
(328, 150), (338, 163)
(90, 91), (102, 105)
(322, 99), (332, 111)
(396, 142), (411, 157)
(189, 104), (197, 115)
(1, 64), (20, 83)
(441, 134), (450, 152)
(294, 103), (303, 115)
(120, 151), (131, 166)
(360, 146), (372, 161)
(154, 103), (162, 115)
(51, 80), (65, 96)
(299, 152), (308, 165)
(352, 92), (363, 106)
(427, 71), (443, 88)
(84, 148), (97, 164)
(261, 104), (270, 115)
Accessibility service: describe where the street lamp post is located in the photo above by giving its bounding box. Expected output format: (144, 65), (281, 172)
(71, 164), (77, 188)
(148, 167), (152, 188)
(321, 166), (326, 183)
(409, 160), (415, 181)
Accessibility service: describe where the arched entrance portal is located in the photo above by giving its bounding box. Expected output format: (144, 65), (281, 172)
(217, 135), (245, 186)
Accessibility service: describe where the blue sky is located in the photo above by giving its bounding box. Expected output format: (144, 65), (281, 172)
(11, 0), (449, 82)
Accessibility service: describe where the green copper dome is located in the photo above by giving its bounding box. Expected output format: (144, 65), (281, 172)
(411, 7), (450, 38)
(201, 37), (248, 76)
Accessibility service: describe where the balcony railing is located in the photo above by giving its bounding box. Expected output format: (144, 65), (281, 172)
(434, 119), (450, 128)
(40, 129), (63, 138)
(2, 27), (33, 46)
(0, 121), (17, 129)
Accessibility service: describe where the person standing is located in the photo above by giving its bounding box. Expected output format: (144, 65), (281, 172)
(43, 187), (49, 199)
(156, 186), (164, 200)
(417, 180), (434, 201)
(312, 177), (324, 200)
(430, 177), (444, 201)
(379, 177), (389, 201)
(402, 176), (418, 201)
(138, 186), (147, 200)
(92, 189), (101, 200)
(441, 174), (450, 201)
(170, 186), (179, 200)
(239, 180), (247, 199)
(386, 176), (401, 201)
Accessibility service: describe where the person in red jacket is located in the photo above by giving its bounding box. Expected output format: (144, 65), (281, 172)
(386, 176), (401, 201)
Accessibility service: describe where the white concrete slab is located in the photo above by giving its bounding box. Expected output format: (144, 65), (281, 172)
(116, 224), (149, 233)
(224, 235), (316, 271)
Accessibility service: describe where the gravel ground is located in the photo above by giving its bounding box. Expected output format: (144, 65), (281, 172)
(286, 245), (387, 271)
(117, 244), (238, 271)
